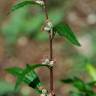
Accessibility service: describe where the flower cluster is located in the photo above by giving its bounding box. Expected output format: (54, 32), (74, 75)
(43, 20), (53, 32)
(35, 0), (44, 6)
(42, 59), (54, 67)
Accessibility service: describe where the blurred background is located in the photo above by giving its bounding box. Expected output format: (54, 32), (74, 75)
(0, 0), (96, 96)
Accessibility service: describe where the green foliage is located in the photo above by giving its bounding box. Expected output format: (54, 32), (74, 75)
(26, 63), (51, 69)
(5, 0), (82, 95)
(2, 8), (64, 46)
(53, 23), (81, 46)
(6, 67), (23, 76)
(61, 77), (96, 96)
(61, 77), (85, 92)
(0, 80), (15, 95)
(2, 6), (28, 50)
(86, 64), (96, 81)
(10, 1), (43, 13)
(6, 64), (48, 94)
(69, 91), (83, 96)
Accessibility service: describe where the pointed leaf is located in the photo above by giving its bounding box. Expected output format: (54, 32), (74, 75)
(61, 78), (74, 83)
(6, 67), (23, 76)
(11, 1), (42, 13)
(72, 77), (86, 92)
(53, 23), (81, 46)
(61, 77), (86, 91)
(6, 65), (43, 94)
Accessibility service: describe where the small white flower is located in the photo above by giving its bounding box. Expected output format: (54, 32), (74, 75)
(48, 61), (54, 67)
(47, 21), (53, 28)
(45, 59), (50, 63)
(35, 0), (44, 6)
(42, 59), (50, 65)
(44, 21), (53, 32)
(44, 27), (50, 32)
(42, 59), (55, 67)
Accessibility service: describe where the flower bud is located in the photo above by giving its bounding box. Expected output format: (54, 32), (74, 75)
(48, 61), (54, 67)
(35, 0), (44, 6)
(42, 59), (50, 65)
(43, 21), (53, 32)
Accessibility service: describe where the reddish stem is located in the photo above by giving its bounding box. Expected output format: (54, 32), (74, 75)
(43, 0), (49, 20)
(49, 32), (54, 91)
(43, 0), (55, 95)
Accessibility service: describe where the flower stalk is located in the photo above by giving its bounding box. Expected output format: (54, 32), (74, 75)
(42, 0), (55, 95)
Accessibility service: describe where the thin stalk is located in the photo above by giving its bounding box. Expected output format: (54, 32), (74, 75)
(49, 30), (55, 96)
(43, 0), (48, 20)
(49, 31), (53, 91)
(43, 0), (55, 95)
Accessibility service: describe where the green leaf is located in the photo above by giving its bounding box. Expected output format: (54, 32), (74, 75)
(6, 67), (23, 76)
(0, 80), (15, 95)
(53, 23), (81, 46)
(61, 78), (74, 83)
(6, 65), (43, 93)
(61, 77), (96, 95)
(6, 67), (24, 90)
(23, 65), (43, 93)
(24, 70), (41, 88)
(86, 64), (96, 81)
(86, 91), (96, 96)
(11, 1), (42, 13)
(23, 68), (39, 84)
(15, 78), (22, 91)
(26, 64), (49, 70)
(88, 81), (96, 88)
(73, 77), (85, 91)
(61, 77), (86, 92)
(86, 81), (96, 92)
